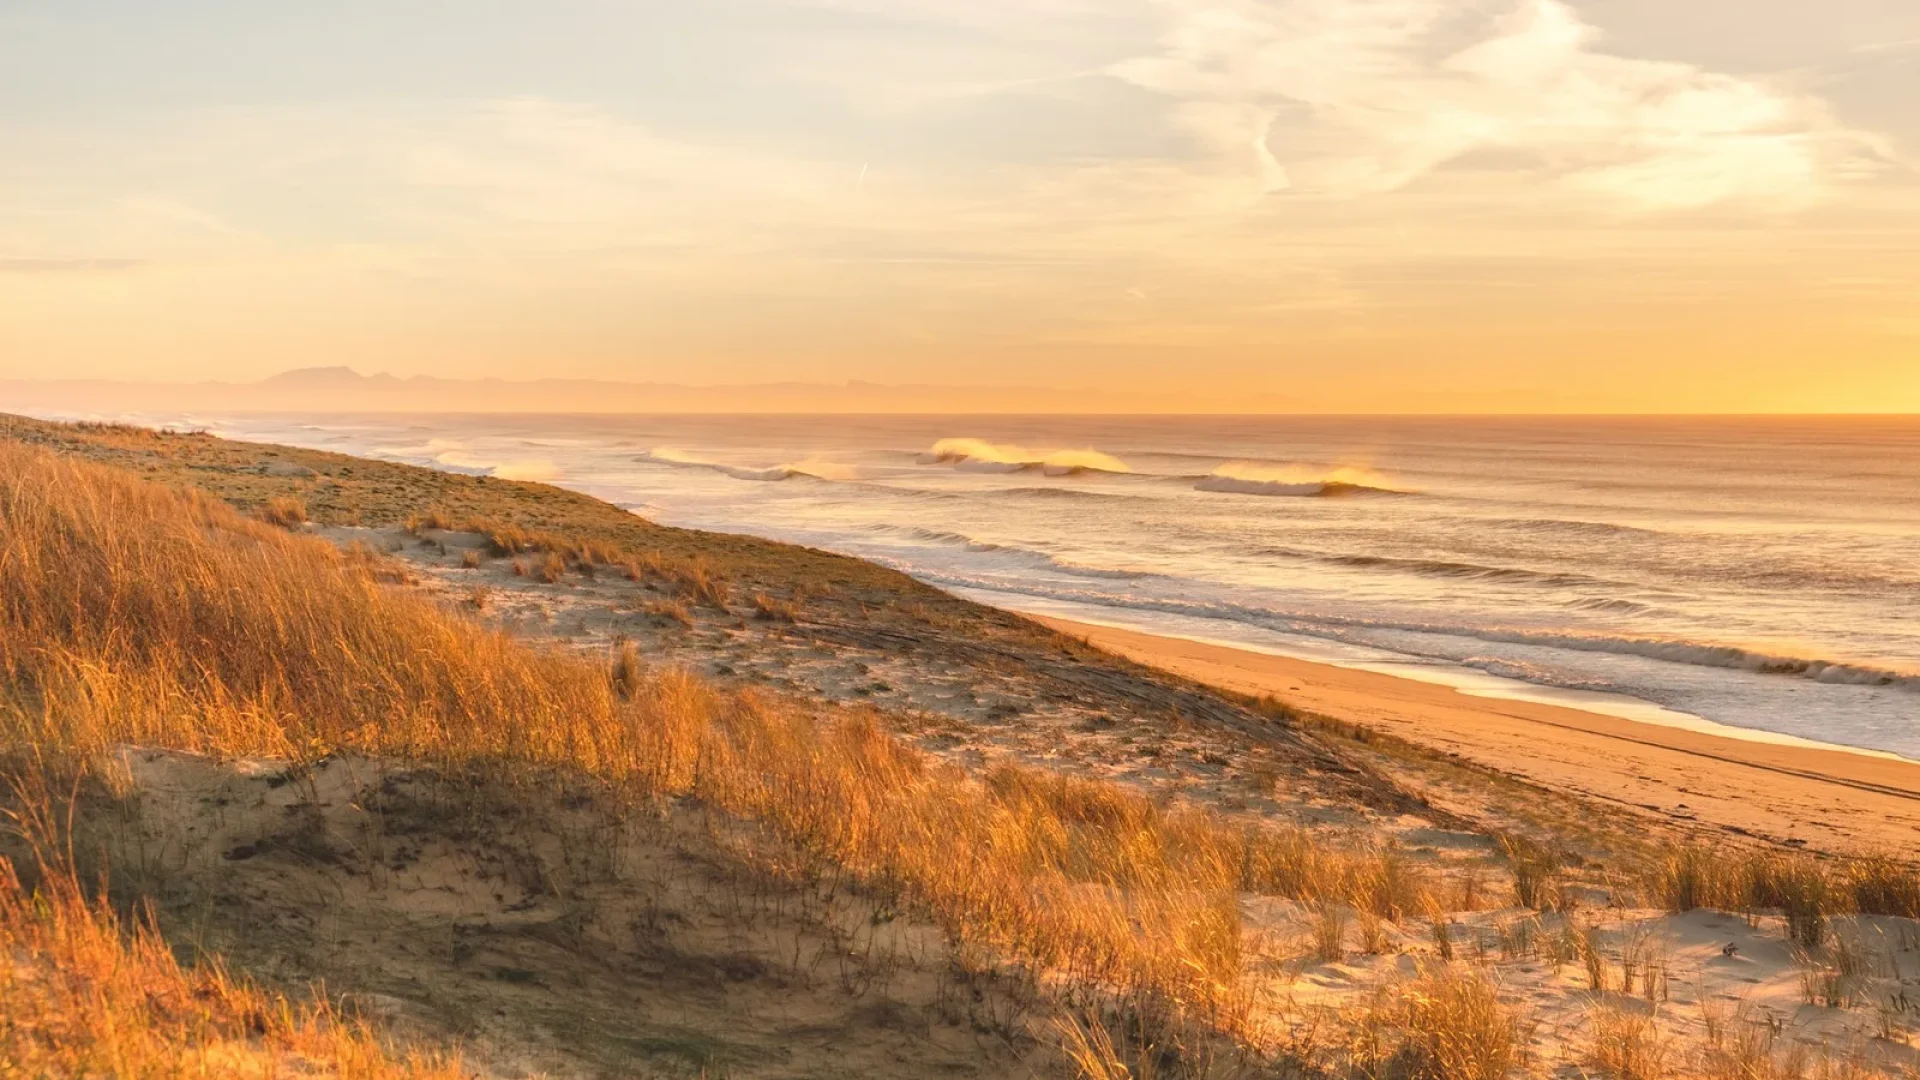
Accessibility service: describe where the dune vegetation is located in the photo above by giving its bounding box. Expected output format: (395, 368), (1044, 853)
(5, 428), (1920, 1079)
(0, 438), (1433, 1072)
(0, 807), (463, 1079)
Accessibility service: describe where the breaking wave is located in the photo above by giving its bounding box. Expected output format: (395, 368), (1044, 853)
(1564, 597), (1659, 615)
(1453, 630), (1920, 689)
(919, 438), (1131, 476)
(856, 523), (1148, 580)
(639, 448), (862, 482)
(1196, 462), (1401, 497)
(990, 486), (1140, 502)
(859, 523), (1005, 554)
(486, 460), (561, 482)
(1489, 517), (1663, 540)
(1280, 550), (1630, 591)
(369, 438), (562, 482)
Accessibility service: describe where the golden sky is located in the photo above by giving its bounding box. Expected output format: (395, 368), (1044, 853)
(2, 0), (1918, 412)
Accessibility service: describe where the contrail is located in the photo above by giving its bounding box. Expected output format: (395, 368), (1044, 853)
(858, 162), (869, 189)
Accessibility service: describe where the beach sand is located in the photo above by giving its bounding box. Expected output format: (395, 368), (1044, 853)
(1040, 617), (1920, 857)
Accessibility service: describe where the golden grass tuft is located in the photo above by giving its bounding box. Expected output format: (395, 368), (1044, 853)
(1501, 836), (1565, 912)
(1573, 920), (1609, 993)
(750, 591), (800, 622)
(0, 796), (459, 1078)
(611, 640), (643, 701)
(255, 494), (307, 530)
(1698, 1000), (1810, 1080)
(403, 508), (460, 534)
(1055, 1015), (1133, 1080)
(1649, 845), (1918, 944)
(1312, 905), (1348, 963)
(1588, 1006), (1670, 1080)
(1392, 965), (1527, 1080)
(644, 598), (695, 628)
(677, 556), (730, 609)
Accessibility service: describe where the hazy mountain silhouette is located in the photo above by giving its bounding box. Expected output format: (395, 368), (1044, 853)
(0, 367), (1246, 415)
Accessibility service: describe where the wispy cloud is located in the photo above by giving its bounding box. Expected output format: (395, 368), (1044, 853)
(0, 257), (148, 274)
(1853, 38), (1920, 55)
(1113, 0), (1894, 209)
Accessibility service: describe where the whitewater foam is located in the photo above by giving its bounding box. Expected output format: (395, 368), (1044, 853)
(360, 438), (562, 482)
(854, 523), (1149, 579)
(844, 561), (1920, 696)
(639, 448), (862, 482)
(1196, 462), (1401, 497)
(921, 438), (1131, 476)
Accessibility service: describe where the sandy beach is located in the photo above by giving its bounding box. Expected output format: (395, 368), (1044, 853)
(1040, 617), (1920, 857)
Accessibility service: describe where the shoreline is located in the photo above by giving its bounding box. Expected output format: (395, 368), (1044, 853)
(990, 591), (1904, 760)
(958, 588), (1911, 764)
(1039, 616), (1920, 855)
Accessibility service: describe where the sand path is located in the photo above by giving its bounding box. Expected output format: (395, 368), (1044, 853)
(1040, 618), (1920, 857)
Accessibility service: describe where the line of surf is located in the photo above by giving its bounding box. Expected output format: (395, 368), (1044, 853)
(862, 561), (1920, 694)
(637, 448), (865, 482)
(917, 439), (1407, 496)
(970, 590), (1916, 765)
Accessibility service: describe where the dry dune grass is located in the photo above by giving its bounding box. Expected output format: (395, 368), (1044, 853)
(0, 792), (459, 1079)
(1587, 1006), (1671, 1080)
(1654, 846), (1920, 944)
(1392, 965), (1527, 1080)
(413, 508), (741, 609)
(255, 494), (309, 530)
(10, 438), (1919, 1078)
(4, 414), (875, 636)
(0, 442), (1428, 1062)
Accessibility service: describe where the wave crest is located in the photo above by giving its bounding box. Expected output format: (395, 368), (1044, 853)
(920, 438), (1130, 477)
(401, 442), (560, 482)
(1197, 462), (1400, 497)
(858, 523), (1147, 580)
(639, 448), (862, 482)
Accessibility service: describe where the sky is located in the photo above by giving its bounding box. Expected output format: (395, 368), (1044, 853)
(1, 0), (1918, 412)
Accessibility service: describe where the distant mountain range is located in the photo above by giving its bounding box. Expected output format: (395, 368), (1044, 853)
(0, 366), (1234, 415)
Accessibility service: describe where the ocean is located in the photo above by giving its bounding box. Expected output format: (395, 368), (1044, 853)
(75, 412), (1920, 759)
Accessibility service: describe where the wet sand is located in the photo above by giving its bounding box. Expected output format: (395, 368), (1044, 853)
(1039, 617), (1920, 856)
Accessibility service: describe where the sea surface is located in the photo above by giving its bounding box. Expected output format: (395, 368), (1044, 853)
(62, 412), (1920, 759)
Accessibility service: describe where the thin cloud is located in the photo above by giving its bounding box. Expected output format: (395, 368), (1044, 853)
(1853, 38), (1920, 55)
(0, 257), (148, 274)
(1113, 0), (1895, 209)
